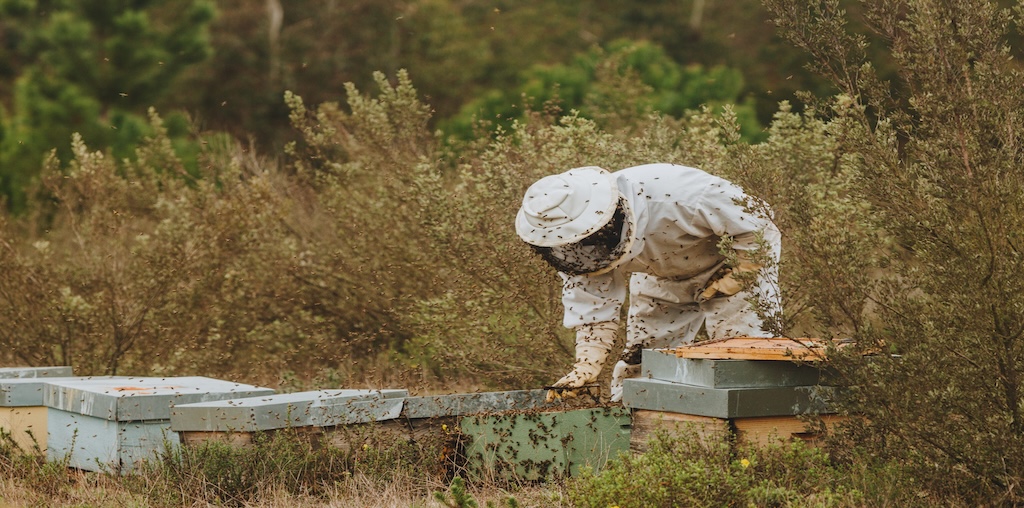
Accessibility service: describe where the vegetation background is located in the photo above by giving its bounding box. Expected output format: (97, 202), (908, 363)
(1, 0), (1024, 506)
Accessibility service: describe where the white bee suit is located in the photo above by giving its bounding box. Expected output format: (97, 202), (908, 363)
(558, 163), (781, 350)
(517, 163), (781, 402)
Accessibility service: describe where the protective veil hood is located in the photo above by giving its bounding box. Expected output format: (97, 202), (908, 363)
(515, 166), (619, 247)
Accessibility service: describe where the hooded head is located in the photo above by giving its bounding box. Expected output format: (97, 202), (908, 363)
(516, 167), (632, 275)
(515, 166), (619, 247)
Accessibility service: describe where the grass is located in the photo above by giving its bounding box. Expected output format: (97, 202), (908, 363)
(0, 416), (968, 508)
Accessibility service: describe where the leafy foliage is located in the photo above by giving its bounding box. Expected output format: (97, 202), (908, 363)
(0, 0), (214, 211)
(148, 427), (450, 506)
(442, 39), (764, 142)
(1, 424), (455, 507)
(566, 431), (916, 508)
(762, 0), (1024, 503)
(0, 109), (334, 381)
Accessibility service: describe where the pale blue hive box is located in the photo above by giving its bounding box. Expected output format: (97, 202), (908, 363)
(170, 389), (409, 434)
(640, 349), (833, 388)
(44, 376), (274, 472)
(0, 373), (116, 453)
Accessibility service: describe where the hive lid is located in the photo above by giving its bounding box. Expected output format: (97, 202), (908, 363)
(314, 393), (406, 426)
(1, 376), (124, 407)
(43, 376), (275, 421)
(169, 389), (408, 431)
(0, 366), (74, 379)
(667, 337), (852, 361)
(401, 389), (552, 419)
(641, 350), (832, 388)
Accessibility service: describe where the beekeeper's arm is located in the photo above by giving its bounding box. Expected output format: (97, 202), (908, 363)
(546, 270), (625, 401)
(691, 180), (779, 299)
(700, 250), (763, 298)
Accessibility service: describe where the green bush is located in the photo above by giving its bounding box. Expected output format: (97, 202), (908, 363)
(0, 0), (214, 212)
(152, 432), (350, 505)
(762, 0), (1024, 503)
(441, 39), (764, 143)
(567, 430), (936, 508)
(0, 429), (83, 504)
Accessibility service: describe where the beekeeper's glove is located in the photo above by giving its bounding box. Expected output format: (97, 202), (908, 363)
(546, 322), (617, 402)
(701, 253), (762, 300)
(609, 360), (642, 403)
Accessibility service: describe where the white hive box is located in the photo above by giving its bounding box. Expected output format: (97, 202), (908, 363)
(44, 376), (274, 472)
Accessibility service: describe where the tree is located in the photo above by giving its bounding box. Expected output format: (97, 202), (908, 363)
(760, 0), (1024, 502)
(442, 39), (764, 142)
(0, 0), (214, 211)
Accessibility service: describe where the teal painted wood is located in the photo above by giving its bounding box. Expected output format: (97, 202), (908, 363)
(315, 392), (406, 426)
(622, 377), (838, 418)
(641, 350), (834, 388)
(169, 389), (408, 432)
(1, 377), (125, 407)
(43, 377), (275, 421)
(563, 407), (632, 475)
(0, 366), (74, 379)
(46, 409), (181, 473)
(401, 390), (551, 419)
(460, 407), (631, 482)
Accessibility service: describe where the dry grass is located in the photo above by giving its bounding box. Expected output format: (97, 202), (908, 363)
(0, 467), (568, 508)
(0, 468), (148, 507)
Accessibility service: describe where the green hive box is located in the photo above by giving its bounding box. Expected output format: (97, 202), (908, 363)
(460, 406), (631, 482)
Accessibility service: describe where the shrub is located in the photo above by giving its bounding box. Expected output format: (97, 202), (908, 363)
(0, 109), (341, 383)
(566, 430), (875, 508)
(762, 0), (1024, 503)
(441, 39), (763, 143)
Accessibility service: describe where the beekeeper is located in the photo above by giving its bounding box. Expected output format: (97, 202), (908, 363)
(515, 163), (782, 402)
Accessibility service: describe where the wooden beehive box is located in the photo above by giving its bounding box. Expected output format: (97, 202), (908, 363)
(0, 369), (99, 454)
(44, 376), (274, 472)
(170, 389), (409, 447)
(624, 337), (847, 451)
(460, 403), (631, 483)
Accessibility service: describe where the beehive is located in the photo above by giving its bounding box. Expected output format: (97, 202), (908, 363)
(170, 389), (409, 446)
(0, 371), (109, 454)
(460, 405), (631, 482)
(624, 338), (845, 450)
(44, 376), (274, 472)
